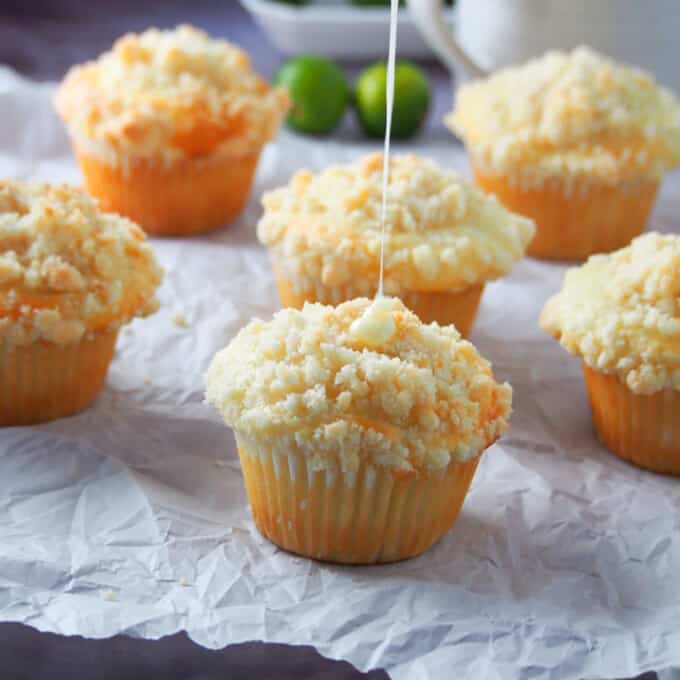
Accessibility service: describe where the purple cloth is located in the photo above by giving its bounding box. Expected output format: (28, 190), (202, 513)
(0, 622), (389, 679)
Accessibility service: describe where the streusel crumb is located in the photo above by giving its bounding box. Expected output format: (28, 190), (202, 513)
(541, 232), (680, 394)
(257, 153), (534, 296)
(449, 47), (680, 183)
(206, 297), (512, 473)
(55, 25), (289, 161)
(0, 181), (162, 346)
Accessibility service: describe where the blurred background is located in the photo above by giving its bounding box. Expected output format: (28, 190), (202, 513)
(0, 0), (680, 144)
(1, 0), (286, 79)
(0, 0), (454, 138)
(2, 1), (677, 143)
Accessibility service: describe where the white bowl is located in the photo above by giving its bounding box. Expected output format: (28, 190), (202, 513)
(239, 0), (455, 60)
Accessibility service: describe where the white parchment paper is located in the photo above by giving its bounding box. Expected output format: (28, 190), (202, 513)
(1, 66), (680, 679)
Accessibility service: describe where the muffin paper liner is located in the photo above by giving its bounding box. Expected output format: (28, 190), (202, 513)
(236, 435), (480, 564)
(472, 160), (659, 261)
(75, 146), (259, 236)
(584, 365), (680, 475)
(274, 267), (484, 337)
(0, 330), (118, 426)
(398, 286), (484, 335)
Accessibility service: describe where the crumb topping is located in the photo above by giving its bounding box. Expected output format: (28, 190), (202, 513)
(541, 232), (680, 394)
(448, 47), (680, 183)
(0, 181), (163, 346)
(172, 311), (189, 328)
(55, 25), (289, 161)
(257, 153), (534, 295)
(206, 297), (512, 473)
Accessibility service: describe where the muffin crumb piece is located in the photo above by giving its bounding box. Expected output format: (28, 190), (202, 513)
(172, 312), (189, 328)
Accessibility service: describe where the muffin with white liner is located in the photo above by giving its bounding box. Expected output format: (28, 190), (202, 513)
(55, 25), (289, 236)
(258, 153), (534, 336)
(206, 296), (512, 564)
(0, 180), (162, 425)
(448, 47), (680, 260)
(541, 232), (680, 473)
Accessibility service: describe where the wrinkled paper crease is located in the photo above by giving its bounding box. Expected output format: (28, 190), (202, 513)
(1, 67), (680, 680)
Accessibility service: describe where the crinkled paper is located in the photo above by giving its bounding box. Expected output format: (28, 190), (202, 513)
(1, 67), (680, 680)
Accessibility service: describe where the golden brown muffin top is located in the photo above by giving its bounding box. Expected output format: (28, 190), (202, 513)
(448, 47), (680, 184)
(206, 297), (512, 474)
(541, 232), (680, 394)
(55, 25), (289, 161)
(257, 153), (534, 295)
(0, 181), (162, 346)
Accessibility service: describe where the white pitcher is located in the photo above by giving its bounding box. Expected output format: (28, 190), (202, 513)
(408, 0), (680, 92)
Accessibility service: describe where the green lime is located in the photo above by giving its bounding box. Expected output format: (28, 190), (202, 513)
(355, 61), (430, 139)
(273, 56), (349, 135)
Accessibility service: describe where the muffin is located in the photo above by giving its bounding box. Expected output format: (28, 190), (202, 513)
(55, 25), (289, 236)
(206, 296), (512, 564)
(448, 47), (680, 260)
(541, 232), (680, 474)
(257, 153), (534, 336)
(0, 181), (162, 425)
